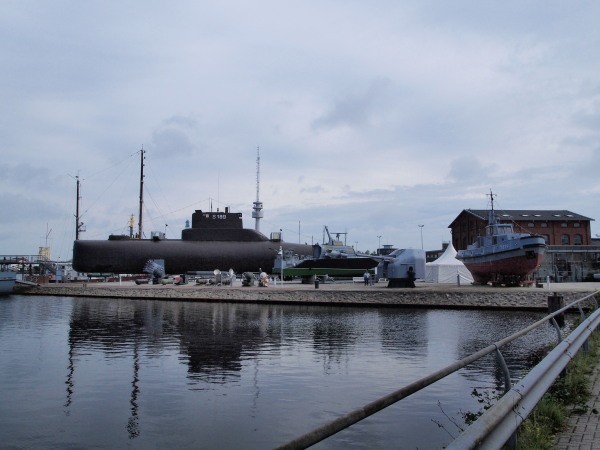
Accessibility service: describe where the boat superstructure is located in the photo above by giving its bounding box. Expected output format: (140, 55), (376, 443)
(274, 225), (378, 278)
(0, 260), (17, 295)
(456, 191), (546, 286)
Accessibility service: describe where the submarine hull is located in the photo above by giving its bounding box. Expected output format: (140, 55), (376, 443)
(73, 239), (313, 275)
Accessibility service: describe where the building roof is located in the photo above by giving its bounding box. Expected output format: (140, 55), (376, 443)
(449, 209), (594, 228)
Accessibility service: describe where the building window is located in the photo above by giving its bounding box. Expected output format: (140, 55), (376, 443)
(541, 223), (548, 228)
(574, 223), (580, 228)
(561, 223), (567, 228)
(528, 223), (534, 227)
(561, 234), (570, 245)
(574, 234), (583, 245)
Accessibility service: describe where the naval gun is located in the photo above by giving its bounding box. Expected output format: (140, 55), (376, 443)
(370, 248), (426, 288)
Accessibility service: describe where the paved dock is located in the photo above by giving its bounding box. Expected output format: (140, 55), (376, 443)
(555, 362), (600, 450)
(15, 280), (600, 310)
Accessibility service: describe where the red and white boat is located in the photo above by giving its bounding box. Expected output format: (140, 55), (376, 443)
(456, 192), (546, 286)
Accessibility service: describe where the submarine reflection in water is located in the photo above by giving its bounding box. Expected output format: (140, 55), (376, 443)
(72, 209), (313, 274)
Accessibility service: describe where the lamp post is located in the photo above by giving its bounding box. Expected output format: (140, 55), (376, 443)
(377, 235), (381, 255)
(418, 224), (424, 250)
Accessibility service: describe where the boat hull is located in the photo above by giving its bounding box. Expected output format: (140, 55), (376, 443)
(459, 242), (545, 286)
(0, 271), (17, 295)
(281, 256), (379, 278)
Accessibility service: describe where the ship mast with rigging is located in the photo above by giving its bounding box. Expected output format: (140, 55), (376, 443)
(138, 147), (145, 239)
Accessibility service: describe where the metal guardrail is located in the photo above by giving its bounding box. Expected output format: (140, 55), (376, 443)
(275, 290), (600, 450)
(448, 291), (600, 449)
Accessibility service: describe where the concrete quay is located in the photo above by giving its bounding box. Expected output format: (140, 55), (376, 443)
(16, 280), (600, 310)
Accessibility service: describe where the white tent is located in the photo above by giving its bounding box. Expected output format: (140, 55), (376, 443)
(425, 242), (474, 284)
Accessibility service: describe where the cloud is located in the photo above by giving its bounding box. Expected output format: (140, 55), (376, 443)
(311, 78), (396, 131)
(151, 115), (200, 158)
(1, 1), (600, 258)
(446, 157), (498, 184)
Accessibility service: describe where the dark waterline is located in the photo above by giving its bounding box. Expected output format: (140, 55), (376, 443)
(0, 295), (569, 449)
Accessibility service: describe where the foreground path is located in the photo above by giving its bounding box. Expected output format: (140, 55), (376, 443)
(555, 361), (600, 449)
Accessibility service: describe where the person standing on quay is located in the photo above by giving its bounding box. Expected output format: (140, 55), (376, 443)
(363, 271), (370, 286)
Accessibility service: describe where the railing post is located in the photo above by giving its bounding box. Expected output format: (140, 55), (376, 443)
(550, 317), (563, 344)
(548, 292), (564, 327)
(577, 304), (590, 353)
(495, 348), (516, 449)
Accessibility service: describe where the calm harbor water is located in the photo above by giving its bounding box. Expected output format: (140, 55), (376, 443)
(0, 295), (571, 449)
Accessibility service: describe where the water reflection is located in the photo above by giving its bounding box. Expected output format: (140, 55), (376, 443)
(380, 308), (429, 358)
(124, 335), (141, 439)
(0, 295), (572, 449)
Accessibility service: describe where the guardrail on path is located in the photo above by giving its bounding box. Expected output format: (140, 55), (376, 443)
(275, 290), (600, 450)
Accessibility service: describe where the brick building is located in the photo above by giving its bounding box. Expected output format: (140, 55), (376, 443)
(448, 209), (599, 282)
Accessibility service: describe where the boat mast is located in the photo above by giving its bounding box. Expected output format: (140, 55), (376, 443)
(138, 147), (145, 239)
(75, 175), (81, 240)
(487, 189), (497, 234)
(74, 175), (85, 240)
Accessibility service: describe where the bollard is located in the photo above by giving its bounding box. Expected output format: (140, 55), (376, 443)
(314, 278), (320, 289)
(548, 292), (564, 327)
(457, 274), (461, 287)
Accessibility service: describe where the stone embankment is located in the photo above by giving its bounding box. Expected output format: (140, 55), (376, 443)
(16, 281), (600, 310)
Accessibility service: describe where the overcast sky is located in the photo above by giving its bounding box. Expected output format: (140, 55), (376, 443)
(2, 1), (599, 261)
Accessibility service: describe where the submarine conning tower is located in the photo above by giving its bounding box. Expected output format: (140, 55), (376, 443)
(181, 209), (269, 242)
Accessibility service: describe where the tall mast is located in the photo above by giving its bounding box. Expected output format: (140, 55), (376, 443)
(487, 189), (497, 223)
(74, 175), (84, 240)
(487, 189), (498, 235)
(252, 146), (263, 232)
(75, 175), (81, 240)
(138, 147), (145, 239)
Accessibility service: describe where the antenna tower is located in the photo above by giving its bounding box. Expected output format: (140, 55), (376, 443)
(252, 147), (264, 231)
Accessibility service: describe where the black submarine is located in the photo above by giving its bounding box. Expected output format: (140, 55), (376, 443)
(72, 208), (314, 275)
(72, 149), (419, 284)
